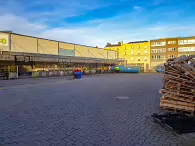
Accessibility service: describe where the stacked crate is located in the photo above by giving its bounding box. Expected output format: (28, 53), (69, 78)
(159, 55), (195, 116)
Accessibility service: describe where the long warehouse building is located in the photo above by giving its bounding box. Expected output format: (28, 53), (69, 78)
(0, 31), (118, 59)
(0, 31), (124, 79)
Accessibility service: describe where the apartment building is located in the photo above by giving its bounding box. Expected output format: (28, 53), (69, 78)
(124, 41), (150, 72)
(178, 36), (195, 57)
(150, 38), (167, 70)
(104, 41), (150, 71)
(104, 36), (195, 72)
(151, 36), (195, 70)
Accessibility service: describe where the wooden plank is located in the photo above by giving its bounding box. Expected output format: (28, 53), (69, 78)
(160, 107), (195, 116)
(161, 99), (195, 107)
(160, 102), (195, 111)
(162, 93), (195, 103)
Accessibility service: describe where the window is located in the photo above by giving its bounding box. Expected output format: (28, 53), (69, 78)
(145, 45), (148, 48)
(138, 51), (140, 54)
(152, 55), (166, 60)
(168, 41), (176, 44)
(178, 39), (195, 45)
(162, 49), (166, 52)
(168, 55), (176, 59)
(131, 57), (134, 61)
(151, 42), (166, 46)
(137, 57), (140, 61)
(131, 51), (134, 55)
(178, 47), (195, 52)
(168, 48), (176, 51)
(144, 50), (148, 54)
(138, 45), (140, 49)
(144, 57), (148, 61)
(151, 48), (166, 53)
(131, 46), (134, 49)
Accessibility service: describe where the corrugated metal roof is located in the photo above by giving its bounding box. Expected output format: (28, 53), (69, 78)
(2, 51), (121, 62)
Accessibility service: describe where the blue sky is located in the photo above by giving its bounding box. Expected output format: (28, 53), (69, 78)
(0, 0), (195, 47)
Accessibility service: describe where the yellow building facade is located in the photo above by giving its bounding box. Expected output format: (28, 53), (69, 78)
(124, 41), (150, 71)
(104, 41), (150, 72)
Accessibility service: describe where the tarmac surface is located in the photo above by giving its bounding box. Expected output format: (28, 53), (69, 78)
(0, 74), (188, 146)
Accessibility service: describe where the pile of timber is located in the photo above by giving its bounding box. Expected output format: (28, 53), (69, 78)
(159, 55), (195, 116)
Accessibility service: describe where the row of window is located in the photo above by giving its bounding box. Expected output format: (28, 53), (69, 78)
(109, 47), (149, 51)
(178, 40), (195, 45)
(178, 48), (195, 52)
(152, 39), (195, 46)
(178, 53), (194, 57)
(151, 42), (166, 46)
(109, 47), (195, 53)
(131, 50), (148, 54)
(152, 55), (177, 60)
(123, 50), (148, 55)
(131, 57), (148, 62)
(151, 49), (166, 53)
(152, 47), (195, 52)
(130, 45), (148, 49)
(152, 55), (166, 60)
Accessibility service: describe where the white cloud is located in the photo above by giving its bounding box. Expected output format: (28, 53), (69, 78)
(1, 13), (195, 48)
(0, 0), (111, 22)
(0, 14), (47, 35)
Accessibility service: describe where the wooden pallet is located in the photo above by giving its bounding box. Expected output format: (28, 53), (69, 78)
(160, 55), (195, 116)
(160, 106), (195, 116)
(160, 99), (195, 107)
(164, 74), (194, 83)
(164, 87), (195, 96)
(160, 89), (194, 98)
(164, 79), (195, 88)
(162, 94), (195, 103)
(160, 102), (195, 112)
(165, 85), (193, 92)
(181, 62), (195, 78)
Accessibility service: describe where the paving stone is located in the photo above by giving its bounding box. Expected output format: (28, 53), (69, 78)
(0, 74), (185, 146)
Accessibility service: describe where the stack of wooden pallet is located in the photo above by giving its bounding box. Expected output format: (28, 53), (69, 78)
(159, 55), (195, 116)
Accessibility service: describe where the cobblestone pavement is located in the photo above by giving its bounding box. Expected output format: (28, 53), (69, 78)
(0, 74), (186, 146)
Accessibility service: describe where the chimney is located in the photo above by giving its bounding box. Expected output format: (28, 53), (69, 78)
(118, 42), (121, 45)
